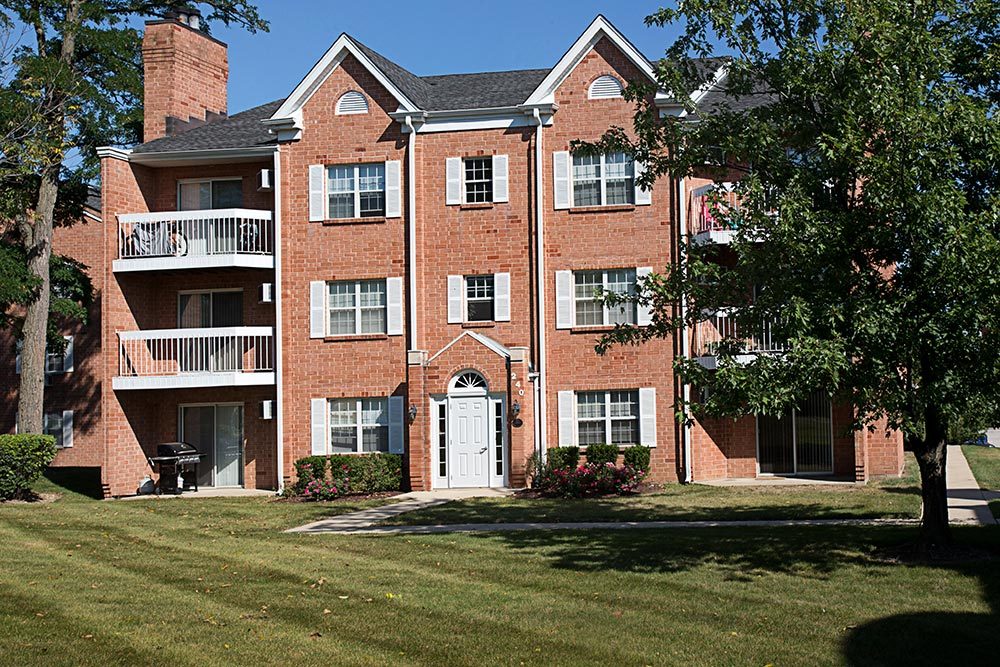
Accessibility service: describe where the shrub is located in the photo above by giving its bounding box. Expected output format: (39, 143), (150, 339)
(293, 456), (328, 493)
(546, 446), (580, 470)
(0, 434), (58, 500)
(292, 453), (402, 498)
(584, 443), (619, 466)
(537, 462), (645, 499)
(623, 445), (651, 472)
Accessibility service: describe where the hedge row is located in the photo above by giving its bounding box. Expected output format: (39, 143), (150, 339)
(0, 434), (58, 500)
(293, 453), (402, 495)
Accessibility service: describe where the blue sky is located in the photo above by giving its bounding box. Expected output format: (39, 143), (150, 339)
(198, 1), (687, 114)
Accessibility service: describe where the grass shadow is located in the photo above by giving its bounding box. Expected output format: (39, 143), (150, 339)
(42, 467), (104, 500)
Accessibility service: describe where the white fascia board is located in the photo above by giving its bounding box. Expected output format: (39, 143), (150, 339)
(128, 146), (276, 166)
(427, 331), (512, 364)
(112, 372), (275, 391)
(96, 146), (132, 161)
(524, 15), (664, 106)
(690, 65), (729, 105)
(269, 34), (421, 126)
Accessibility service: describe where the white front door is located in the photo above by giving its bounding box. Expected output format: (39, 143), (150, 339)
(448, 396), (489, 487)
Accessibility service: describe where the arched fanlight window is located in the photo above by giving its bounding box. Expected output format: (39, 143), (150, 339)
(588, 74), (624, 99)
(449, 371), (488, 394)
(336, 90), (369, 115)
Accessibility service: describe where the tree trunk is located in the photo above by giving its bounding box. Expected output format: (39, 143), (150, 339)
(16, 172), (57, 435)
(911, 403), (951, 548)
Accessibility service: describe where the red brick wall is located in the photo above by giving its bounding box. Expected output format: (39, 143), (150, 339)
(277, 54), (408, 485)
(142, 20), (228, 142)
(542, 37), (680, 482)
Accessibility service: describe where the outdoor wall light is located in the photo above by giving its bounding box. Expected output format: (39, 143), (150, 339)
(408, 404), (418, 422)
(511, 401), (521, 417)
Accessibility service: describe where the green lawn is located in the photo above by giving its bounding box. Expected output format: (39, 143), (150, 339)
(381, 457), (921, 526)
(962, 444), (1000, 518)
(2, 467), (997, 666)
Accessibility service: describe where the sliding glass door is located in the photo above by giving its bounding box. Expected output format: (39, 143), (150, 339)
(757, 390), (833, 474)
(180, 404), (244, 488)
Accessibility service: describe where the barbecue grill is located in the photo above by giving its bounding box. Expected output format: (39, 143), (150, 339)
(147, 442), (205, 494)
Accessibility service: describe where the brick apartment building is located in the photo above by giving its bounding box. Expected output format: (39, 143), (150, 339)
(0, 12), (903, 497)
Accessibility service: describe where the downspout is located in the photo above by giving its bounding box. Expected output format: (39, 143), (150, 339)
(531, 108), (548, 459)
(678, 175), (693, 483)
(273, 147), (285, 493)
(404, 115), (418, 349)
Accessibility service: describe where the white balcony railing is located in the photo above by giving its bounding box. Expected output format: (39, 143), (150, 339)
(114, 209), (273, 272)
(693, 309), (785, 367)
(113, 326), (275, 390)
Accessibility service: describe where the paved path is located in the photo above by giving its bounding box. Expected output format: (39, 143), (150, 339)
(947, 444), (997, 526)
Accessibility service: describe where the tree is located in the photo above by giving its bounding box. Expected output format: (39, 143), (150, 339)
(588, 0), (1000, 548)
(0, 1), (268, 435)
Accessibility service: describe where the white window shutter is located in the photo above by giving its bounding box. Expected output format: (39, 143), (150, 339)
(492, 154), (509, 203)
(310, 398), (327, 455)
(62, 335), (74, 373)
(447, 275), (464, 324)
(634, 160), (652, 205)
(639, 387), (657, 447)
(308, 165), (326, 222)
(446, 157), (462, 205)
(557, 390), (576, 446)
(636, 267), (653, 326)
(61, 410), (73, 448)
(386, 277), (404, 336)
(494, 272), (511, 322)
(554, 270), (573, 329)
(388, 396), (405, 454)
(309, 281), (326, 338)
(384, 160), (402, 218)
(553, 151), (571, 209)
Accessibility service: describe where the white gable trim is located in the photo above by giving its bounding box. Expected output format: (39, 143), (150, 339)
(427, 331), (512, 364)
(524, 15), (663, 106)
(269, 34), (421, 129)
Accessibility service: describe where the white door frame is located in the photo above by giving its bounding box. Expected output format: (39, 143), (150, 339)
(430, 393), (508, 489)
(178, 402), (245, 487)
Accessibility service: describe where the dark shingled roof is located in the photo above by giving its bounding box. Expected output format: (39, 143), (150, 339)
(86, 185), (101, 212)
(128, 35), (739, 156)
(131, 99), (283, 154)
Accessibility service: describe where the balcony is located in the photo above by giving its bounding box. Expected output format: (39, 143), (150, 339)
(689, 184), (741, 246)
(113, 209), (273, 272)
(693, 309), (785, 369)
(113, 327), (275, 390)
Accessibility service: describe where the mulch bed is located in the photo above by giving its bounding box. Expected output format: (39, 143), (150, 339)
(0, 491), (62, 505)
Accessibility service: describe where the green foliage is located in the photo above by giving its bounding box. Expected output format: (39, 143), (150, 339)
(0, 434), (57, 500)
(292, 456), (327, 494)
(546, 446), (580, 470)
(623, 445), (651, 472)
(292, 454), (402, 496)
(584, 443), (620, 466)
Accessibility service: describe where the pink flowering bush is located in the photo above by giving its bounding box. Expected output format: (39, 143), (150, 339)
(301, 464), (351, 501)
(537, 461), (645, 498)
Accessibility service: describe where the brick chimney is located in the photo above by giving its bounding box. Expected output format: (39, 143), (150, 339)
(142, 7), (228, 143)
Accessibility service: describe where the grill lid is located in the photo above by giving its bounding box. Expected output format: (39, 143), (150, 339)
(157, 442), (199, 457)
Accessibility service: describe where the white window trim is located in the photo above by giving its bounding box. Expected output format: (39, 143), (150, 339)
(325, 279), (387, 337)
(573, 268), (637, 327)
(574, 390), (639, 447)
(43, 410), (73, 449)
(571, 153), (634, 208)
(464, 274), (495, 322)
(327, 397), (389, 454)
(326, 163), (386, 220)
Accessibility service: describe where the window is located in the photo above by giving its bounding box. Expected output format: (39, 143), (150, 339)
(465, 275), (495, 321)
(178, 179), (243, 210)
(178, 290), (243, 328)
(326, 279), (386, 335)
(437, 402), (447, 477)
(493, 400), (504, 476)
(45, 347), (67, 374)
(574, 269), (636, 326)
(43, 412), (70, 448)
(464, 157), (493, 203)
(17, 336), (72, 375)
(328, 398), (389, 453)
(572, 152), (634, 207)
(327, 163), (385, 219)
(576, 390), (639, 446)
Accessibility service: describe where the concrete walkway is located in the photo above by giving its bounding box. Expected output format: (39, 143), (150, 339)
(947, 444), (997, 526)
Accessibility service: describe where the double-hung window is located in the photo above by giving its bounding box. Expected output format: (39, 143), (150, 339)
(327, 279), (386, 336)
(576, 390), (639, 446)
(464, 157), (493, 203)
(327, 163), (385, 219)
(465, 275), (495, 321)
(573, 269), (636, 326)
(329, 398), (389, 453)
(572, 152), (634, 207)
(43, 411), (72, 448)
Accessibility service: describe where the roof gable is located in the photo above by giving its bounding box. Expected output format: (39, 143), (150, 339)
(523, 15), (665, 106)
